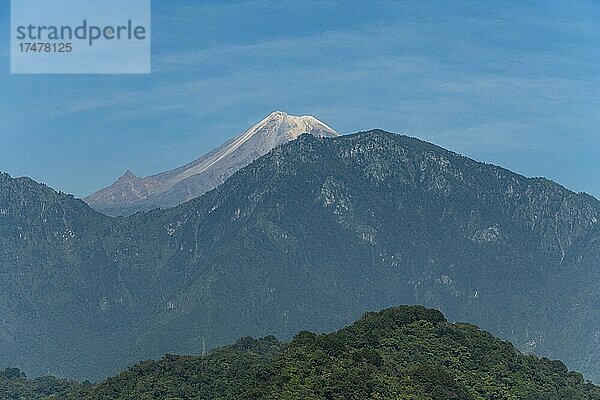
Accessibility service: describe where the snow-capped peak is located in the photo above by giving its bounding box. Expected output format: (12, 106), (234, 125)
(170, 112), (338, 182)
(247, 111), (338, 142)
(85, 111), (338, 215)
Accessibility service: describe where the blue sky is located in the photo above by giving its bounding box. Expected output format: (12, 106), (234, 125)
(0, 0), (599, 198)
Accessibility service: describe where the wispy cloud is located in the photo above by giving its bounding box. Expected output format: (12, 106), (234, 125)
(5, 0), (599, 197)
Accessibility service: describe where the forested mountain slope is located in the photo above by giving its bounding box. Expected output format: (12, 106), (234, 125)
(1, 131), (599, 381)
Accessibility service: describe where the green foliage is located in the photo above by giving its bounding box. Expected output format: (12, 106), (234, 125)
(52, 306), (600, 399)
(0, 368), (82, 400)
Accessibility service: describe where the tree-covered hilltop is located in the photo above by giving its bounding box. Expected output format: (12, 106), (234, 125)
(36, 306), (594, 400)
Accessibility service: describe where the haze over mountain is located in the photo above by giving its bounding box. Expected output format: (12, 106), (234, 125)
(5, 306), (599, 399)
(84, 111), (338, 216)
(1, 130), (599, 383)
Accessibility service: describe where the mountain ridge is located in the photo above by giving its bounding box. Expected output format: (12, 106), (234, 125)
(1, 130), (600, 382)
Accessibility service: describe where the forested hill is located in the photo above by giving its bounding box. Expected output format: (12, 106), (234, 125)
(4, 305), (599, 399)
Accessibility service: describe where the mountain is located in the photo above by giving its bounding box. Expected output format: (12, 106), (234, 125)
(84, 111), (338, 216)
(0, 173), (133, 379)
(1, 131), (600, 383)
(5, 306), (600, 399)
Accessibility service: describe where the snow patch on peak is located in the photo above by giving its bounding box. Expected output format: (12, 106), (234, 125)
(266, 110), (289, 119)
